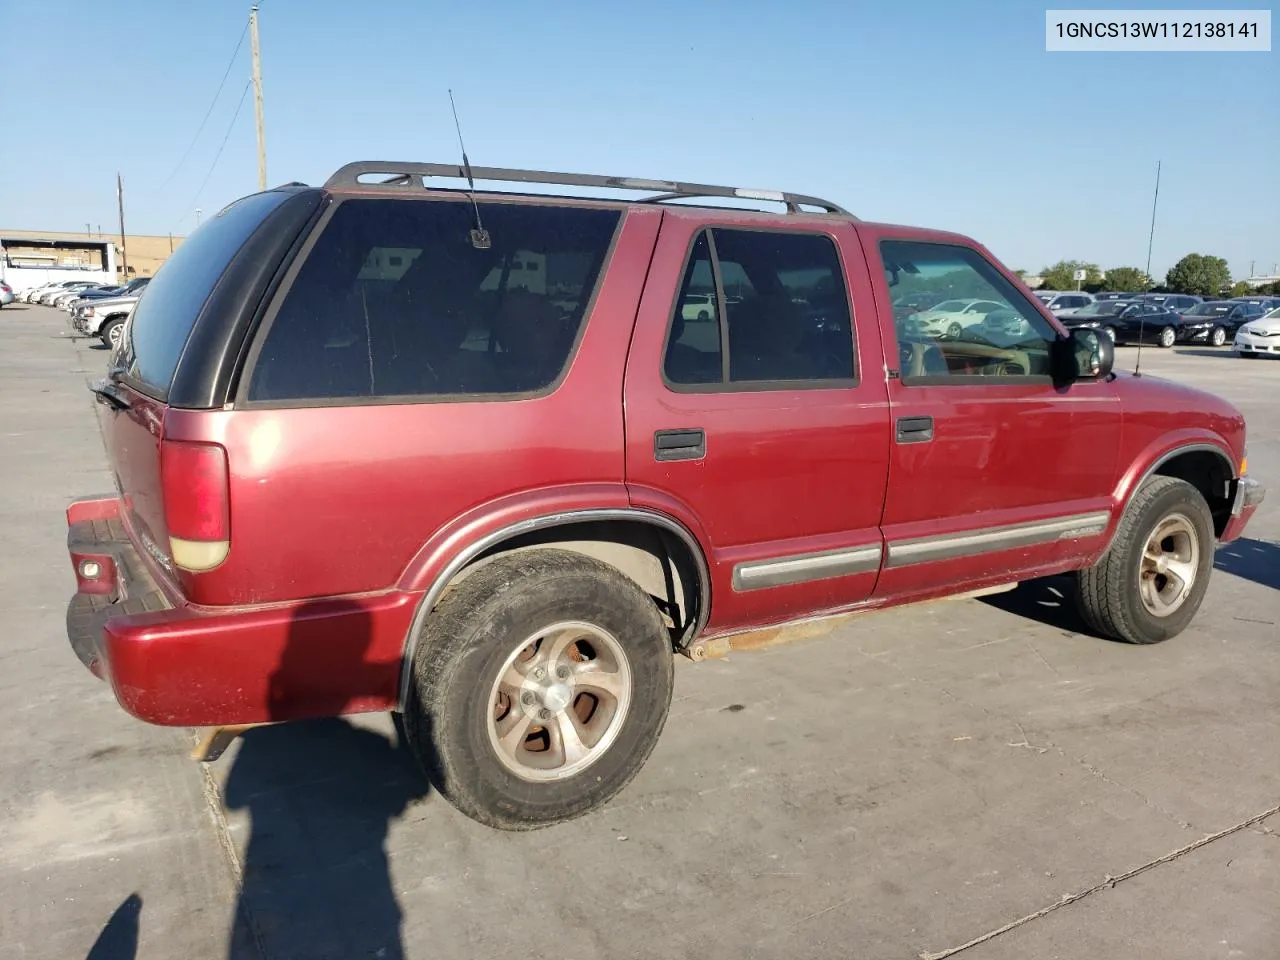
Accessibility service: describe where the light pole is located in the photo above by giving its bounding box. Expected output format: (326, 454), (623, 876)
(195, 208), (203, 227)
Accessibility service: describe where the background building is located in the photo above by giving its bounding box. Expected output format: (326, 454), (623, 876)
(0, 228), (184, 289)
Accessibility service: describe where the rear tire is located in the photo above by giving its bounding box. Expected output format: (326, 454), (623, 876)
(1076, 476), (1214, 645)
(403, 549), (674, 830)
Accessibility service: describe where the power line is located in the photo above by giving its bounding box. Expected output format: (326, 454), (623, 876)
(158, 21), (250, 192)
(175, 79), (253, 231)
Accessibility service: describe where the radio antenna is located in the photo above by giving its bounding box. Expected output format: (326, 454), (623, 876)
(1134, 159), (1162, 377)
(449, 89), (490, 249)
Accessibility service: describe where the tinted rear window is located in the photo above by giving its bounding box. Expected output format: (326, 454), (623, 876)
(246, 198), (619, 402)
(118, 191), (289, 396)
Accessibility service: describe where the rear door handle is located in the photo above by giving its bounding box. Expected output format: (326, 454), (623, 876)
(895, 415), (934, 444)
(654, 428), (706, 462)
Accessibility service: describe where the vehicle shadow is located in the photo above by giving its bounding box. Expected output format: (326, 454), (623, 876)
(978, 575), (1097, 635)
(1214, 537), (1280, 590)
(224, 601), (431, 960)
(84, 893), (141, 960)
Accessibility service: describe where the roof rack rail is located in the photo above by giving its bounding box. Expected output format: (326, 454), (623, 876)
(324, 161), (852, 217)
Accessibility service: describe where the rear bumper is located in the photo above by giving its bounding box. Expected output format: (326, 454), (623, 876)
(1221, 476), (1266, 544)
(66, 497), (417, 727)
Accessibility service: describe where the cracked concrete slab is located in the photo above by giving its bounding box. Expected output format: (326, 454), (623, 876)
(956, 812), (1280, 960)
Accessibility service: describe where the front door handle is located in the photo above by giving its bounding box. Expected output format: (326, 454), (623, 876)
(895, 415), (934, 444)
(654, 428), (706, 462)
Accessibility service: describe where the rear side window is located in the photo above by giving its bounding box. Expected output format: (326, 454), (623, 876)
(119, 191), (290, 397)
(663, 228), (854, 389)
(247, 199), (619, 402)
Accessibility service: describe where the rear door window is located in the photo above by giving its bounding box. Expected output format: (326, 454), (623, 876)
(246, 199), (619, 402)
(663, 227), (855, 388)
(117, 190), (291, 398)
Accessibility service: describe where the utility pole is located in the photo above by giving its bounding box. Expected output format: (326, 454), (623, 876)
(196, 208), (203, 227)
(116, 173), (129, 280)
(250, 5), (267, 190)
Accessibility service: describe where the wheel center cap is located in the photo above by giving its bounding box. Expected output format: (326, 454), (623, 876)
(542, 683), (572, 713)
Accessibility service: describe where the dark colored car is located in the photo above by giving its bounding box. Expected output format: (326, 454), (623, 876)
(1134, 293), (1203, 312)
(1179, 301), (1266, 346)
(65, 161), (1264, 830)
(1063, 300), (1188, 347)
(1093, 291), (1138, 301)
(74, 276), (151, 303)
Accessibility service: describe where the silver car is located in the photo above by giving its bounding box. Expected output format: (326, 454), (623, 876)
(1034, 291), (1095, 317)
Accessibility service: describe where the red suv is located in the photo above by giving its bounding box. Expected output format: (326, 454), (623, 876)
(66, 162), (1265, 830)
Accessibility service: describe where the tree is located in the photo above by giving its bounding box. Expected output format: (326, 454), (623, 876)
(1098, 266), (1151, 292)
(1258, 281), (1280, 296)
(1040, 260), (1102, 290)
(1165, 253), (1231, 297)
(1229, 281), (1252, 298)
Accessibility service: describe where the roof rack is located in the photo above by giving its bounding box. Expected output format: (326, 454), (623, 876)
(324, 161), (852, 217)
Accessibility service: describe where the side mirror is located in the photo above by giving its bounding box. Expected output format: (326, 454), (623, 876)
(1054, 328), (1114, 382)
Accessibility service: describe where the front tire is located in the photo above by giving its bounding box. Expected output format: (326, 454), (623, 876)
(1210, 327), (1226, 347)
(101, 318), (125, 349)
(1158, 326), (1176, 348)
(403, 549), (674, 830)
(1076, 476), (1214, 645)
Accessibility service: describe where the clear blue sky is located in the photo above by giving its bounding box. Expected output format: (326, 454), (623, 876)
(2, 0), (1276, 280)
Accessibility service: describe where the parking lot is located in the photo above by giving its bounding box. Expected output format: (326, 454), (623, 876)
(1, 302), (1276, 960)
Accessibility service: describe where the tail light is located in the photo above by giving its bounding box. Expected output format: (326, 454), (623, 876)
(161, 440), (230, 572)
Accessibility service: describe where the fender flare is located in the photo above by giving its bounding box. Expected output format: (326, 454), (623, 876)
(395, 506), (712, 710)
(1101, 439), (1237, 555)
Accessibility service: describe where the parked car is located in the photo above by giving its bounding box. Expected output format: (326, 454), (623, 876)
(71, 294), (139, 348)
(906, 297), (1007, 338)
(1109, 302), (1194, 347)
(53, 285), (113, 310)
(1093, 291), (1138, 301)
(1179, 301), (1267, 346)
(39, 280), (98, 305)
(25, 279), (85, 303)
(1134, 293), (1203, 312)
(0, 282), (14, 307)
(1034, 291), (1095, 316)
(65, 162), (1263, 831)
(1057, 300), (1135, 340)
(1061, 300), (1187, 347)
(680, 293), (716, 321)
(73, 276), (150, 305)
(1234, 307), (1280, 358)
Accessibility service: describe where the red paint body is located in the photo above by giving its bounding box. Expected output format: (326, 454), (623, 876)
(67, 197), (1257, 727)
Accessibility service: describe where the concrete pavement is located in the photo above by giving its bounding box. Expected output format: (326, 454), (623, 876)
(1, 304), (1276, 959)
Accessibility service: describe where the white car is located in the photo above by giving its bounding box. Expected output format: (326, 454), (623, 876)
(1235, 307), (1280, 359)
(39, 281), (99, 305)
(909, 298), (1008, 338)
(25, 280), (82, 303)
(680, 293), (716, 321)
(72, 295), (139, 348)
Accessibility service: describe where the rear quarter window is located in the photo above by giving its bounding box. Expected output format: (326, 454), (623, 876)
(244, 198), (620, 403)
(118, 191), (290, 397)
